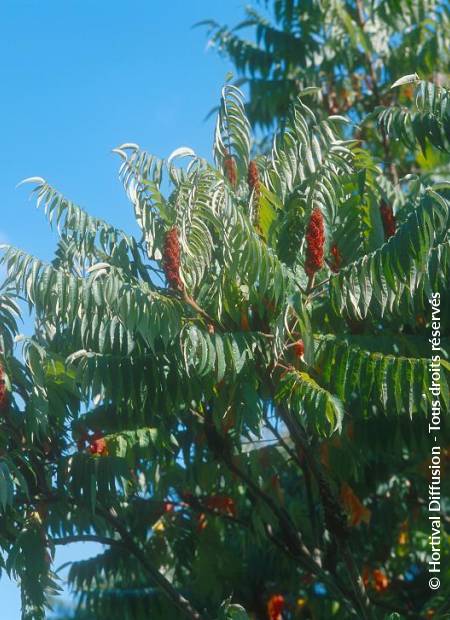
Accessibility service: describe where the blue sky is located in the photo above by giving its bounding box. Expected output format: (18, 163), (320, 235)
(0, 0), (244, 616)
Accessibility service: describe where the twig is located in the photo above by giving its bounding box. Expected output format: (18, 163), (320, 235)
(182, 289), (216, 326)
(276, 406), (375, 620)
(95, 505), (209, 620)
(202, 409), (358, 616)
(265, 418), (322, 558)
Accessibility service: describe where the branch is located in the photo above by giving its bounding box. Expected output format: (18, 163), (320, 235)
(202, 409), (359, 616)
(265, 418), (322, 558)
(182, 289), (218, 327)
(96, 505), (209, 620)
(179, 492), (248, 528)
(276, 405), (375, 620)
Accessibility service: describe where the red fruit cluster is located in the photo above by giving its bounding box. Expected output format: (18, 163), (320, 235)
(205, 495), (236, 517)
(372, 569), (389, 592)
(267, 594), (285, 620)
(305, 208), (325, 277)
(293, 339), (305, 358)
(340, 483), (371, 527)
(380, 201), (396, 239)
(247, 160), (260, 195)
(362, 567), (389, 592)
(248, 160), (262, 231)
(162, 227), (184, 291)
(89, 433), (108, 456)
(329, 243), (342, 273)
(224, 152), (237, 188)
(196, 495), (236, 532)
(0, 365), (8, 410)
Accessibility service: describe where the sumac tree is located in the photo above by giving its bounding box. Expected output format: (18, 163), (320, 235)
(1, 77), (449, 620)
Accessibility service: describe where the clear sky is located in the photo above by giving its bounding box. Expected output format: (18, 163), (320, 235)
(0, 0), (243, 616)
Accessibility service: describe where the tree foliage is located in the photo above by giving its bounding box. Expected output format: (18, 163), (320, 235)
(1, 3), (450, 620)
(202, 0), (450, 129)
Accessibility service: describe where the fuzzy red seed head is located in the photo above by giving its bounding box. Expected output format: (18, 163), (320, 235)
(248, 160), (262, 230)
(372, 569), (389, 592)
(305, 208), (325, 277)
(267, 594), (285, 620)
(247, 160), (260, 194)
(223, 152), (237, 188)
(205, 495), (236, 518)
(162, 227), (184, 291)
(89, 436), (108, 456)
(380, 201), (396, 239)
(329, 243), (342, 273)
(163, 502), (174, 513)
(293, 339), (305, 358)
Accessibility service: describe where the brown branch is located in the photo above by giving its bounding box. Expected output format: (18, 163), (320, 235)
(276, 406), (375, 620)
(182, 289), (217, 326)
(39, 492), (209, 620)
(306, 273), (316, 294)
(95, 505), (209, 620)
(202, 409), (359, 616)
(265, 418), (322, 558)
(178, 492), (249, 529)
(308, 277), (330, 294)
